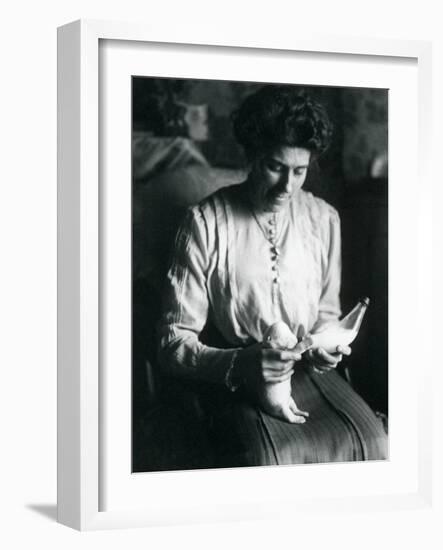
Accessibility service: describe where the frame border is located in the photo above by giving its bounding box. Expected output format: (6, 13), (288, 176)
(57, 19), (433, 531)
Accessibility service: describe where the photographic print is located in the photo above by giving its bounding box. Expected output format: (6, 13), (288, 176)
(131, 77), (388, 473)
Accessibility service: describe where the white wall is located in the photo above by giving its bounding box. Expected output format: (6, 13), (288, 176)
(0, 1), (441, 548)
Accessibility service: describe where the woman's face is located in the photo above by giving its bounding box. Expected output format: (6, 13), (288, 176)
(248, 145), (311, 213)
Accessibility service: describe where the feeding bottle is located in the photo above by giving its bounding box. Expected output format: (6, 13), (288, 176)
(295, 297), (370, 354)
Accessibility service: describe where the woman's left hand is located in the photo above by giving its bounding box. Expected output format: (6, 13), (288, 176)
(305, 345), (352, 374)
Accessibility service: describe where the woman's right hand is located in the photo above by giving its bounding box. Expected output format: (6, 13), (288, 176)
(234, 343), (303, 391)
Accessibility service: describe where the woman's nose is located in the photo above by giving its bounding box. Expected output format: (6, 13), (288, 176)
(281, 171), (294, 193)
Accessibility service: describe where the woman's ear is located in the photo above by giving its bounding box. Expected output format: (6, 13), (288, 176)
(245, 156), (257, 177)
(243, 149), (257, 172)
(247, 152), (265, 175)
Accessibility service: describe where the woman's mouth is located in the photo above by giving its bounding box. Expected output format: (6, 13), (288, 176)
(265, 194), (291, 211)
(272, 194), (291, 203)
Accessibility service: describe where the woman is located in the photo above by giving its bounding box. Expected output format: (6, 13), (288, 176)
(157, 84), (387, 467)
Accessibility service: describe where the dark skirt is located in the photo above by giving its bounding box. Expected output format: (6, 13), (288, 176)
(205, 365), (388, 468)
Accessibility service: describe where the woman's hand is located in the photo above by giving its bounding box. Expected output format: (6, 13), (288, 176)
(234, 342), (303, 390)
(305, 345), (352, 374)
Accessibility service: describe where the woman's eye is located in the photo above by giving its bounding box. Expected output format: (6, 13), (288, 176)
(294, 168), (306, 176)
(266, 161), (283, 172)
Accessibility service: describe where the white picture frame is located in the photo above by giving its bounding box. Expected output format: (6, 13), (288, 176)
(57, 19), (433, 531)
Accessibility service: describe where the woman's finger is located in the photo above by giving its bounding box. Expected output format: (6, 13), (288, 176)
(306, 348), (334, 367)
(265, 348), (302, 362)
(278, 350), (302, 362)
(293, 336), (314, 354)
(316, 348), (342, 364)
(264, 361), (295, 374)
(265, 370), (294, 382)
(336, 345), (352, 356)
(313, 365), (334, 374)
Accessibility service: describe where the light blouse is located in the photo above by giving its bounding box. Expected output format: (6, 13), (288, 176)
(157, 184), (342, 385)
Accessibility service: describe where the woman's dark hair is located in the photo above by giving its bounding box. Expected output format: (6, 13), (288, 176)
(232, 85), (333, 161)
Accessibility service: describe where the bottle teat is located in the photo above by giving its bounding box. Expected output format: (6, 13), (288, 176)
(339, 297), (370, 332)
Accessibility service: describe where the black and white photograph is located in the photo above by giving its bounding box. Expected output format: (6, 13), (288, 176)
(3, 0), (439, 543)
(131, 77), (389, 473)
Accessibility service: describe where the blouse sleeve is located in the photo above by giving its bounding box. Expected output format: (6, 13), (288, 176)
(311, 207), (342, 332)
(157, 205), (239, 386)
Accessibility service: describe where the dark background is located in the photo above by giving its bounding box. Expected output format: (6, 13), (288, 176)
(131, 77), (388, 471)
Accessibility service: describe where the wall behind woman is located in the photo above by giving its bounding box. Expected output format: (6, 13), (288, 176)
(342, 88), (388, 183)
(133, 78), (387, 199)
(186, 81), (388, 191)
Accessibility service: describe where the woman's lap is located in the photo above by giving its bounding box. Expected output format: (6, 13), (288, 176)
(207, 367), (388, 467)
